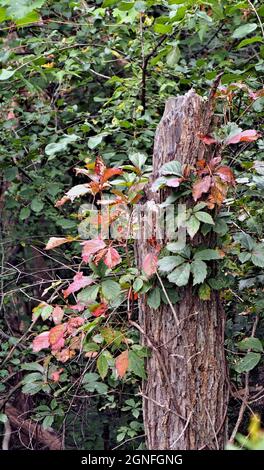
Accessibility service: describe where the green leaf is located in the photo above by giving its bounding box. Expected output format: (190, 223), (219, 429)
(158, 255), (185, 273)
(40, 305), (53, 321)
(128, 151), (147, 169)
(232, 23), (258, 39)
(159, 160), (182, 176)
(198, 283), (211, 300)
(77, 284), (99, 303)
(133, 277), (144, 292)
(128, 350), (146, 379)
(15, 10), (40, 25)
(101, 280), (121, 301)
(154, 23), (172, 34)
(237, 337), (263, 352)
(21, 363), (44, 373)
(195, 211), (215, 225)
(186, 215), (200, 239)
(19, 207), (31, 221)
(234, 352), (261, 373)
(31, 198), (44, 213)
(166, 46), (181, 67)
(251, 246), (264, 268)
(147, 287), (161, 309)
(167, 263), (191, 287)
(0, 69), (15, 80)
(151, 176), (168, 191)
(97, 353), (109, 379)
(22, 382), (43, 395)
(237, 36), (263, 49)
(0, 7), (7, 22)
(42, 415), (54, 430)
(45, 134), (79, 158)
(194, 249), (222, 261)
(88, 134), (105, 149)
(191, 260), (207, 285)
(0, 413), (7, 424)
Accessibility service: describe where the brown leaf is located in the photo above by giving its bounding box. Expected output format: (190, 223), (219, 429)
(102, 168), (123, 183)
(197, 133), (218, 145)
(115, 350), (129, 378)
(192, 175), (212, 201)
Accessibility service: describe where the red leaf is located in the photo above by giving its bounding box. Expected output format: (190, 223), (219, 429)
(54, 195), (70, 207)
(51, 368), (64, 382)
(92, 302), (108, 317)
(226, 130), (261, 145)
(81, 238), (106, 263)
(69, 303), (86, 312)
(32, 331), (50, 353)
(142, 253), (158, 277)
(67, 317), (85, 334)
(215, 166), (235, 184)
(49, 324), (66, 352)
(198, 134), (218, 145)
(45, 237), (69, 250)
(63, 272), (93, 298)
(192, 175), (212, 201)
(103, 247), (121, 268)
(115, 350), (129, 378)
(102, 168), (123, 183)
(52, 306), (64, 325)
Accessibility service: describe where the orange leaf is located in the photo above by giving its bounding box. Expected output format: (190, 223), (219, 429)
(49, 324), (66, 352)
(102, 168), (123, 183)
(115, 350), (129, 378)
(92, 302), (108, 317)
(215, 166), (235, 185)
(198, 134), (218, 145)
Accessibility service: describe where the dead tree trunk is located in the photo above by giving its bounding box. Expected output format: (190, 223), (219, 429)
(136, 90), (228, 450)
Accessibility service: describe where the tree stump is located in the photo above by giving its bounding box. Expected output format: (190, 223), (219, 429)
(136, 90), (228, 450)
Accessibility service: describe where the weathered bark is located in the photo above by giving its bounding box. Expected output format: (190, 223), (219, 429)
(136, 90), (228, 450)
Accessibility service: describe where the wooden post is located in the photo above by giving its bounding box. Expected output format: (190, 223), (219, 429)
(136, 90), (228, 450)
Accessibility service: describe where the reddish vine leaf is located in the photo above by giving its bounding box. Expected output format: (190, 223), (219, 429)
(226, 130), (261, 145)
(45, 237), (69, 250)
(142, 253), (158, 277)
(55, 195), (70, 207)
(52, 306), (64, 325)
(207, 178), (228, 208)
(115, 350), (129, 378)
(198, 134), (218, 145)
(81, 238), (106, 263)
(215, 166), (235, 184)
(192, 175), (212, 201)
(55, 348), (75, 363)
(63, 272), (93, 298)
(67, 317), (85, 334)
(32, 331), (50, 353)
(92, 302), (108, 317)
(103, 247), (121, 268)
(49, 324), (66, 352)
(51, 368), (64, 382)
(166, 177), (182, 188)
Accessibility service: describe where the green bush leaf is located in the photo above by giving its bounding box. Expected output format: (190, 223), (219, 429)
(194, 249), (222, 261)
(158, 255), (185, 273)
(232, 23), (257, 39)
(159, 160), (182, 176)
(101, 280), (121, 301)
(97, 353), (109, 379)
(237, 337), (263, 352)
(191, 260), (207, 285)
(186, 215), (200, 239)
(167, 263), (191, 287)
(147, 287), (161, 309)
(234, 352), (261, 373)
(195, 211), (215, 225)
